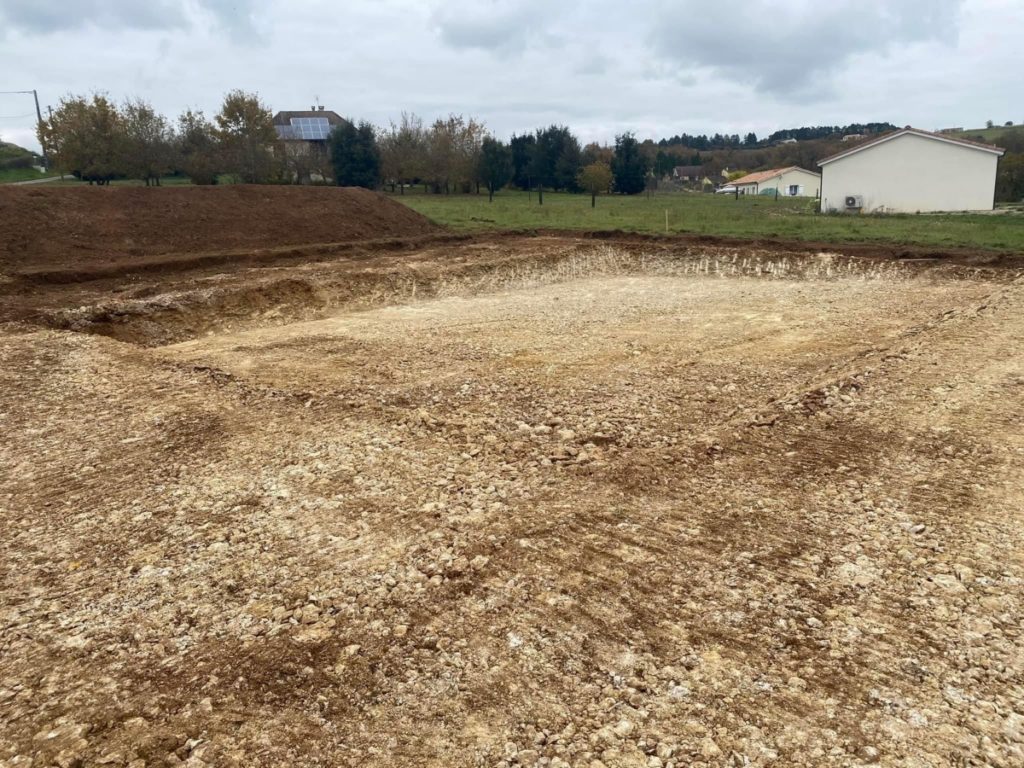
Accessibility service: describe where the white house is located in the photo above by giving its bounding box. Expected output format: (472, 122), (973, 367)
(731, 167), (821, 197)
(818, 127), (1004, 213)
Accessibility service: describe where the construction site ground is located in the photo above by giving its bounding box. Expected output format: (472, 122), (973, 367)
(1, 187), (1023, 768)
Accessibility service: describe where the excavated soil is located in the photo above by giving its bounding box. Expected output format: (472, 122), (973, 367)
(0, 185), (439, 274)
(1, 197), (1024, 768)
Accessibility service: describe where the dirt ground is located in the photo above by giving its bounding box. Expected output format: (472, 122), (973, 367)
(0, 186), (439, 274)
(2, 196), (1024, 767)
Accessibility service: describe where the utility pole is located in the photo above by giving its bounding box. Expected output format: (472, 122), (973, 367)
(32, 90), (47, 169)
(0, 89), (48, 168)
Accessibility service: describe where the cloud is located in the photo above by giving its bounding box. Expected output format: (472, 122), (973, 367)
(0, 0), (188, 34)
(574, 51), (611, 76)
(650, 0), (963, 98)
(193, 0), (262, 42)
(1, 0), (1016, 156)
(0, 0), (260, 41)
(430, 0), (568, 54)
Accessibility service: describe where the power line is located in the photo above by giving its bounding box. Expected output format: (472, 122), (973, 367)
(0, 90), (36, 95)
(0, 113), (36, 119)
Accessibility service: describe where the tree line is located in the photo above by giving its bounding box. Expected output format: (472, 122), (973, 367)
(39, 91), (283, 185)
(36, 92), (649, 200)
(35, 93), (1024, 203)
(977, 128), (1024, 202)
(375, 116), (648, 201)
(657, 123), (899, 151)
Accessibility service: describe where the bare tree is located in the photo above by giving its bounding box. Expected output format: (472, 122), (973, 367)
(380, 112), (426, 194)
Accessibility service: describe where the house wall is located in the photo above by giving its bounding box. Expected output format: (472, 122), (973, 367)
(820, 133), (1000, 213)
(757, 169), (821, 197)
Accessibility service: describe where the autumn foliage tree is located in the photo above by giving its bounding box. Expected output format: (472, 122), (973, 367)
(423, 115), (486, 193)
(39, 94), (125, 184)
(122, 98), (175, 185)
(214, 90), (279, 183)
(176, 109), (220, 185)
(577, 161), (613, 207)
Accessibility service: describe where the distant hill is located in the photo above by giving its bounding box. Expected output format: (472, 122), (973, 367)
(0, 140), (40, 164)
(657, 122), (897, 151)
(0, 141), (45, 183)
(946, 124), (1024, 143)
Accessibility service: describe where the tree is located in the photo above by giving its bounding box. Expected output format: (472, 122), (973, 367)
(380, 112), (427, 193)
(215, 90), (279, 183)
(455, 116), (487, 193)
(39, 93), (125, 184)
(509, 133), (536, 189)
(330, 120), (380, 188)
(530, 125), (582, 193)
(280, 139), (332, 185)
(577, 161), (613, 207)
(122, 98), (175, 185)
(421, 114), (486, 193)
(653, 149), (677, 178)
(995, 152), (1024, 202)
(744, 132), (758, 146)
(582, 142), (613, 166)
(176, 109), (220, 185)
(610, 132), (648, 194)
(478, 137), (512, 201)
(426, 115), (459, 193)
(986, 119), (995, 129)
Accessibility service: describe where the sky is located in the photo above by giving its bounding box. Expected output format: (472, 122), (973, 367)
(1, 0), (1022, 153)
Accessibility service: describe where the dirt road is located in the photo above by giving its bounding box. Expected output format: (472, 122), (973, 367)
(2, 231), (1023, 767)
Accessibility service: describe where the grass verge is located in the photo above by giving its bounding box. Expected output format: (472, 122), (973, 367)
(390, 189), (1024, 251)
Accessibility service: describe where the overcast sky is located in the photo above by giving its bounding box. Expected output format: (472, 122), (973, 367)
(2, 0), (1022, 153)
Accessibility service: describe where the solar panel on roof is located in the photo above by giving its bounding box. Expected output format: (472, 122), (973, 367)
(289, 116), (331, 140)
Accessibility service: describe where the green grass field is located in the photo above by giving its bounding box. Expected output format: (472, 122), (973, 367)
(959, 125), (1023, 143)
(391, 190), (1024, 251)
(0, 167), (49, 184)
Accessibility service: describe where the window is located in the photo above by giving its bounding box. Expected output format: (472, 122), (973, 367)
(788, 185), (800, 196)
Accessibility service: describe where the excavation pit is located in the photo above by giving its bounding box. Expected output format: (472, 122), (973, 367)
(2, 218), (1024, 765)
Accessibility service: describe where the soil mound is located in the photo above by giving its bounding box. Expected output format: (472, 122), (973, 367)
(0, 185), (440, 272)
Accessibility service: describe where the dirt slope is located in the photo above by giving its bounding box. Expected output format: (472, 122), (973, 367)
(0, 185), (440, 272)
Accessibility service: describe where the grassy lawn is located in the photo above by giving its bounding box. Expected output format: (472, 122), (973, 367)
(0, 167), (50, 184)
(960, 125), (1023, 143)
(391, 189), (1024, 251)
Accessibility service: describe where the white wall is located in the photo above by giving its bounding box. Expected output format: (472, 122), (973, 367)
(820, 133), (1000, 213)
(758, 168), (821, 197)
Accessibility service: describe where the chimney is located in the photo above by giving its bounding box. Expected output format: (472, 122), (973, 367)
(319, 105), (325, 111)
(311, 105), (316, 111)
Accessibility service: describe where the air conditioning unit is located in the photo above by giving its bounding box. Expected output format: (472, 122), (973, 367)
(844, 195), (863, 209)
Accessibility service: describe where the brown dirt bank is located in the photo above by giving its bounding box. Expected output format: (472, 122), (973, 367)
(0, 185), (439, 273)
